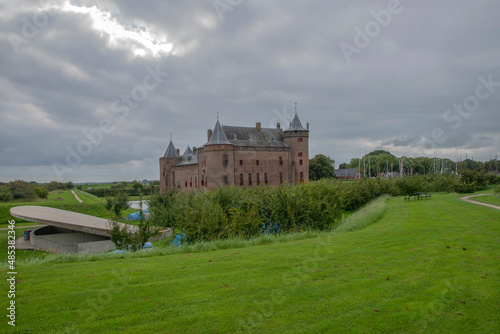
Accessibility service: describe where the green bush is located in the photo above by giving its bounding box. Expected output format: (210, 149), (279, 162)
(34, 186), (49, 199)
(0, 186), (13, 202)
(6, 180), (36, 200)
(108, 219), (158, 251)
(148, 190), (186, 230)
(454, 170), (488, 193)
(104, 192), (130, 218)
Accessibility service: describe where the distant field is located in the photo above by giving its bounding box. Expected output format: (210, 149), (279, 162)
(1, 192), (498, 333)
(78, 183), (131, 190)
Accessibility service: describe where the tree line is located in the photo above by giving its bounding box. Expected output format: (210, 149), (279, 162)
(309, 150), (499, 180)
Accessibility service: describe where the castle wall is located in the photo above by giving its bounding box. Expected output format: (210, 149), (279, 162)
(233, 148), (290, 186)
(159, 156), (181, 192)
(172, 164), (199, 192)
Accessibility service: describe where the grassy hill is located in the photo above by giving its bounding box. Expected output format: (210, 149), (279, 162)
(1, 192), (499, 333)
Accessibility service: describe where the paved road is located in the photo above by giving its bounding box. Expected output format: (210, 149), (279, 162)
(460, 194), (500, 210)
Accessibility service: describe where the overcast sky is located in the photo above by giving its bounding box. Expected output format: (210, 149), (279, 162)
(1, 0), (499, 183)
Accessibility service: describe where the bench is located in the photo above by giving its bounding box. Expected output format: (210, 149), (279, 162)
(404, 192), (432, 201)
(404, 194), (419, 201)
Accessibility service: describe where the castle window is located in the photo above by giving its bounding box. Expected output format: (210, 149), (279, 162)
(298, 152), (303, 157)
(240, 173), (244, 186)
(280, 172), (283, 184)
(223, 175), (229, 185)
(299, 159), (303, 165)
(279, 156), (283, 165)
(195, 177), (197, 187)
(185, 181), (188, 188)
(201, 176), (204, 186)
(240, 160), (243, 166)
(300, 171), (304, 183)
(264, 173), (268, 184)
(256, 160), (259, 166)
(297, 138), (303, 142)
(248, 173), (252, 186)
(223, 154), (228, 166)
(163, 168), (166, 176)
(257, 173), (260, 185)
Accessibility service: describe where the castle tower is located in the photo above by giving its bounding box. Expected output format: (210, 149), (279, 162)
(159, 136), (181, 192)
(198, 116), (234, 189)
(282, 105), (309, 184)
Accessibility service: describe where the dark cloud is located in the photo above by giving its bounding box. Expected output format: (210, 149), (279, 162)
(0, 0), (499, 182)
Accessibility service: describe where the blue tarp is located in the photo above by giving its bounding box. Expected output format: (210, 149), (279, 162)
(171, 234), (185, 247)
(262, 221), (280, 234)
(126, 210), (149, 221)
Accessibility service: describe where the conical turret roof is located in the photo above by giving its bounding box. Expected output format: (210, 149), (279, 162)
(183, 145), (193, 155)
(163, 140), (178, 158)
(285, 112), (307, 132)
(207, 117), (231, 145)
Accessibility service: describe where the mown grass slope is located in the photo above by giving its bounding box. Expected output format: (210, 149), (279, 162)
(2, 193), (499, 333)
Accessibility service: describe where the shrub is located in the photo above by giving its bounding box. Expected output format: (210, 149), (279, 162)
(455, 170), (487, 193)
(148, 190), (186, 230)
(5, 180), (36, 200)
(108, 219), (158, 251)
(0, 186), (13, 202)
(104, 192), (130, 218)
(34, 186), (49, 199)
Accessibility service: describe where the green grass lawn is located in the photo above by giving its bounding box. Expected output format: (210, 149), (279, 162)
(1, 192), (499, 333)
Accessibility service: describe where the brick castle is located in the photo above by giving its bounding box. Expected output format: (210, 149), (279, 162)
(159, 110), (309, 192)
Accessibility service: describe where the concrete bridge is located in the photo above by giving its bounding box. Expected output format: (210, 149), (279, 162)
(10, 206), (169, 254)
(10, 206), (137, 237)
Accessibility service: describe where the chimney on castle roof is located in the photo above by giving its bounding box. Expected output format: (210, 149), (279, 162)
(207, 129), (212, 142)
(193, 146), (197, 154)
(176, 148), (180, 156)
(256, 122), (261, 131)
(277, 122), (281, 129)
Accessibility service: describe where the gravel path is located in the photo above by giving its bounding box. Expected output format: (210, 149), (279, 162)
(72, 189), (83, 203)
(460, 194), (500, 210)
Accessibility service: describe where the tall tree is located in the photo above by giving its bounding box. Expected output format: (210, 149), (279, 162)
(309, 154), (336, 181)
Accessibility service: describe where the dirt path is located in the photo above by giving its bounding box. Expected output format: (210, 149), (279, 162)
(72, 189), (83, 203)
(460, 194), (500, 210)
